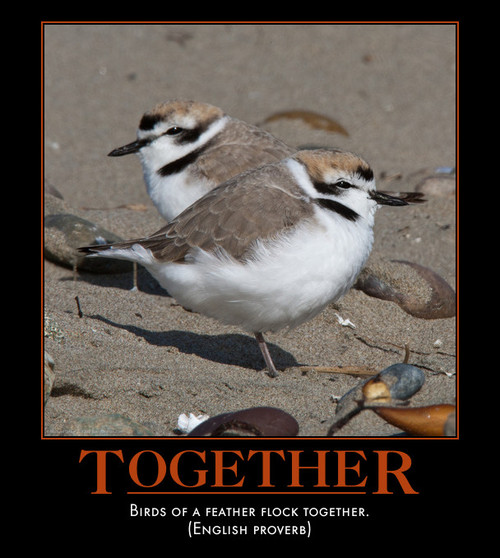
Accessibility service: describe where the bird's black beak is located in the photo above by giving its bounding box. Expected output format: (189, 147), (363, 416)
(108, 138), (148, 157)
(370, 190), (426, 206)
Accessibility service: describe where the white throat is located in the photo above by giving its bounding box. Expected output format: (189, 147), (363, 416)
(139, 116), (230, 221)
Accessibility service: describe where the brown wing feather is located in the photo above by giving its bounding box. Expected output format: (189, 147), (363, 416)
(141, 162), (313, 262)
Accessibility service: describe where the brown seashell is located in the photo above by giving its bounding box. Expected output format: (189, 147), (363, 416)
(262, 109), (349, 136)
(355, 259), (456, 319)
(372, 404), (456, 436)
(188, 406), (299, 437)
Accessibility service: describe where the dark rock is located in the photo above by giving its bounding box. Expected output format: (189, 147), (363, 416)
(44, 213), (132, 273)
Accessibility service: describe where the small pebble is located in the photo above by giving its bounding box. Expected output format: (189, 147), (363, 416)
(328, 363), (425, 435)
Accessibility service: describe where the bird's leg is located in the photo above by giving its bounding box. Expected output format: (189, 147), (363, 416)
(254, 332), (279, 378)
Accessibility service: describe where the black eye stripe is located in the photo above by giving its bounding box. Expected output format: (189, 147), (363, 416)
(165, 126), (184, 135)
(316, 198), (359, 221)
(161, 125), (206, 145)
(312, 180), (355, 196)
(158, 137), (216, 177)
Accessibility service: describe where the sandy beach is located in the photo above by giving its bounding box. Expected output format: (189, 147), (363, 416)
(43, 23), (457, 437)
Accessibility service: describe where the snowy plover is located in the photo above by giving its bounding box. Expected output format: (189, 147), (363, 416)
(108, 99), (295, 222)
(80, 149), (424, 377)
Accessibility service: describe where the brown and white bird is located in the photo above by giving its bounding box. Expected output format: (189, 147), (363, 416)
(80, 149), (424, 377)
(108, 99), (295, 222)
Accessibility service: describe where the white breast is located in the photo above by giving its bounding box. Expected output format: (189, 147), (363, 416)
(147, 208), (374, 333)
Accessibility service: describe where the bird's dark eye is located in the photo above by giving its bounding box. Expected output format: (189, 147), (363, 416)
(165, 126), (184, 135)
(336, 180), (352, 189)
